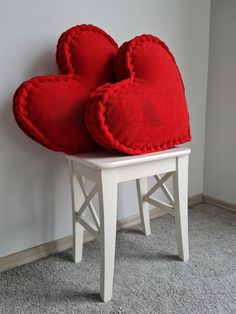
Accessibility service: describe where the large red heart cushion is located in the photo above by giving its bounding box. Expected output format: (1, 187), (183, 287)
(85, 34), (191, 154)
(13, 24), (118, 154)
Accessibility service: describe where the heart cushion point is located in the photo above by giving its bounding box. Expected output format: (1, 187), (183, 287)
(85, 34), (191, 155)
(13, 24), (118, 154)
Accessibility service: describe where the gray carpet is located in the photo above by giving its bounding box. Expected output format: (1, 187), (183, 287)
(0, 203), (236, 314)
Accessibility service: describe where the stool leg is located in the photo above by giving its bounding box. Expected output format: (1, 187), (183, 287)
(69, 161), (84, 263)
(173, 155), (189, 261)
(136, 178), (151, 236)
(98, 170), (118, 302)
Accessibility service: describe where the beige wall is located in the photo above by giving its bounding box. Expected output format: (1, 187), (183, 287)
(204, 0), (236, 204)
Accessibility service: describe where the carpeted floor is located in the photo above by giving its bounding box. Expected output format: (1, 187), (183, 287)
(0, 203), (236, 314)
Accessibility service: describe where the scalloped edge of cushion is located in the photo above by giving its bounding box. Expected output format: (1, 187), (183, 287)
(13, 75), (99, 154)
(85, 80), (191, 155)
(115, 34), (185, 91)
(56, 24), (118, 75)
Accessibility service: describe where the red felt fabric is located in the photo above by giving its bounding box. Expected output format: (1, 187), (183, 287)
(85, 35), (191, 154)
(13, 24), (118, 154)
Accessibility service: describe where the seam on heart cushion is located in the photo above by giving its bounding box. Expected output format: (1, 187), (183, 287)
(86, 80), (191, 154)
(14, 75), (84, 153)
(113, 41), (130, 81)
(86, 35), (191, 154)
(115, 35), (185, 91)
(56, 24), (118, 75)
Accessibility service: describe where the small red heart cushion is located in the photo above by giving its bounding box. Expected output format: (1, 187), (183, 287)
(85, 35), (191, 154)
(13, 24), (118, 154)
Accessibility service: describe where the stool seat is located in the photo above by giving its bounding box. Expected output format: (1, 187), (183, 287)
(66, 146), (191, 169)
(66, 146), (191, 302)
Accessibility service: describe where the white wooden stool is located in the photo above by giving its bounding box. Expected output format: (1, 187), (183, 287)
(66, 146), (191, 302)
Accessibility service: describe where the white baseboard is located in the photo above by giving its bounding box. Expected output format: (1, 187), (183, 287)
(188, 193), (203, 206)
(203, 194), (236, 213)
(0, 194), (203, 273)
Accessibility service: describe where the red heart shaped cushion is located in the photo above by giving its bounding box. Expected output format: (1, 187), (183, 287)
(13, 24), (118, 154)
(85, 35), (191, 154)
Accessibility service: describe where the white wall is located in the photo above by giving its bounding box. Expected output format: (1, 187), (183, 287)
(204, 0), (236, 204)
(0, 0), (211, 257)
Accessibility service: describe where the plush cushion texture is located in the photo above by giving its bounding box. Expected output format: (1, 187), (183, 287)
(85, 34), (191, 154)
(13, 24), (118, 154)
